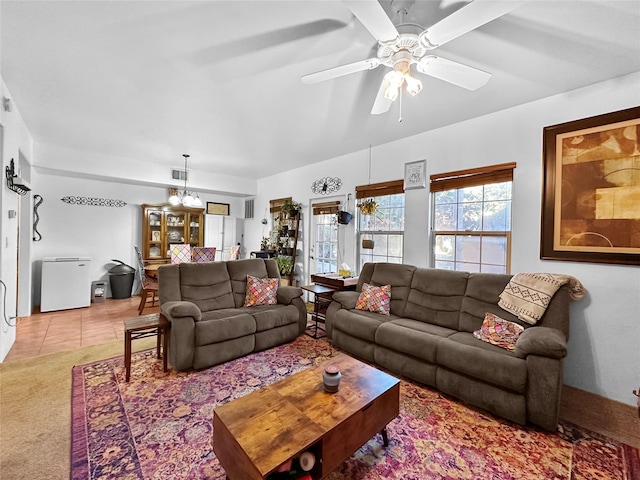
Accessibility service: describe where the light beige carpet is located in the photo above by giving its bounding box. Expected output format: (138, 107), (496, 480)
(0, 337), (155, 480)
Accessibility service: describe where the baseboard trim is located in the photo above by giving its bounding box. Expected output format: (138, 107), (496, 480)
(560, 384), (640, 448)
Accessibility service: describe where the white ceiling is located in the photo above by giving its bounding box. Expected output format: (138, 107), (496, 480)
(2, 0), (639, 182)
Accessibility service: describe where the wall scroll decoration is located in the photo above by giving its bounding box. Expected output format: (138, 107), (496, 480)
(541, 106), (640, 265)
(311, 177), (342, 195)
(61, 196), (127, 207)
(404, 160), (427, 190)
(33, 194), (43, 241)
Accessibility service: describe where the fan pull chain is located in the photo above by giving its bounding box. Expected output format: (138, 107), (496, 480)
(398, 88), (403, 123)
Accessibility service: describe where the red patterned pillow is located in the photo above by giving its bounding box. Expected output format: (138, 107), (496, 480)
(473, 312), (524, 351)
(243, 275), (278, 307)
(355, 283), (391, 315)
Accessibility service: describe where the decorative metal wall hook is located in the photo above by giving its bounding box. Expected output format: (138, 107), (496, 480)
(33, 194), (43, 241)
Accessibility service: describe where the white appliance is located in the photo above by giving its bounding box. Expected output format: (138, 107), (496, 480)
(41, 257), (92, 312)
(204, 216), (244, 261)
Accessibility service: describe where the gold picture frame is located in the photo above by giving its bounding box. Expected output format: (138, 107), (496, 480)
(206, 202), (230, 216)
(541, 105), (640, 265)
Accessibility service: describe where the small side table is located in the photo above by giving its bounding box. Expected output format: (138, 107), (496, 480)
(123, 312), (169, 382)
(301, 284), (336, 339)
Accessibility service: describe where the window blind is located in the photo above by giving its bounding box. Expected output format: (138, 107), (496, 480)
(312, 201), (340, 215)
(355, 179), (404, 199)
(429, 162), (516, 193)
(269, 197), (292, 213)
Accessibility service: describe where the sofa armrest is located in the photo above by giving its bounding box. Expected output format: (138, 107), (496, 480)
(161, 300), (202, 322)
(277, 286), (303, 305)
(332, 291), (360, 310)
(514, 327), (567, 359)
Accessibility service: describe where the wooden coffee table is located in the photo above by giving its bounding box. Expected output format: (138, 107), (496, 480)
(212, 354), (400, 480)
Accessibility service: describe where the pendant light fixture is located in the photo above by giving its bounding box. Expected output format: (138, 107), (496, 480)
(168, 154), (202, 207)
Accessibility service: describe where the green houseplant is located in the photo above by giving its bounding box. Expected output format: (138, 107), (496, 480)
(281, 199), (302, 217)
(275, 255), (294, 277)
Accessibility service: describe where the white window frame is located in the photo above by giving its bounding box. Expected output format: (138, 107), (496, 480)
(357, 192), (405, 270)
(431, 181), (513, 274)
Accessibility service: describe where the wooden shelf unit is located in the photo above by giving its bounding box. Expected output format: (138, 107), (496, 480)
(141, 203), (204, 262)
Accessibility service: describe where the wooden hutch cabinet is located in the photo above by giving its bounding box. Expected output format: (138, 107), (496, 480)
(141, 203), (205, 262)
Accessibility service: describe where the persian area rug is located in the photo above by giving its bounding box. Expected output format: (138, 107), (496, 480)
(71, 335), (639, 480)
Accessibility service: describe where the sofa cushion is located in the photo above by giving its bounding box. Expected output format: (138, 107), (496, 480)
(194, 313), (256, 346)
(404, 268), (468, 329)
(364, 263), (416, 317)
(376, 319), (456, 363)
(459, 273), (523, 333)
(227, 258), (278, 307)
(332, 309), (396, 342)
(355, 283), (391, 315)
(244, 275), (278, 306)
(178, 262), (235, 312)
(437, 332), (527, 393)
(252, 304), (299, 332)
(473, 312), (524, 351)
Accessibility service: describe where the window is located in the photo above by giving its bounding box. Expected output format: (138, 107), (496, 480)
(312, 201), (340, 274)
(431, 163), (515, 274)
(356, 180), (405, 270)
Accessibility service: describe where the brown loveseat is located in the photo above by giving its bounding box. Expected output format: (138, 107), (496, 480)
(158, 258), (306, 371)
(326, 262), (572, 431)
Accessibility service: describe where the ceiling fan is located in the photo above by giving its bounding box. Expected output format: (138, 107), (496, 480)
(302, 0), (527, 115)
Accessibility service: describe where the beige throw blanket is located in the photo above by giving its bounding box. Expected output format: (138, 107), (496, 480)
(498, 273), (586, 325)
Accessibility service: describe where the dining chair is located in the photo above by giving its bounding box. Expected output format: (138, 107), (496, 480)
(134, 246), (158, 315)
(229, 244), (241, 260)
(192, 246), (216, 262)
(170, 244), (191, 264)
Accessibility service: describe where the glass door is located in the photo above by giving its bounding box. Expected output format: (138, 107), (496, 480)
(146, 209), (163, 259)
(165, 211), (187, 257)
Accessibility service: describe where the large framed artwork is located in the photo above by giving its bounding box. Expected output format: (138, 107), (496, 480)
(541, 105), (640, 265)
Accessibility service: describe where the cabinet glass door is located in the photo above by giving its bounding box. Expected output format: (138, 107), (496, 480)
(147, 209), (163, 259)
(165, 212), (187, 254)
(188, 213), (202, 246)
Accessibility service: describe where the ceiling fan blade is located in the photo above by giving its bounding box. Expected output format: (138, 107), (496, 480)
(419, 0), (528, 49)
(371, 76), (393, 115)
(416, 55), (492, 91)
(302, 58), (381, 84)
(343, 0), (399, 44)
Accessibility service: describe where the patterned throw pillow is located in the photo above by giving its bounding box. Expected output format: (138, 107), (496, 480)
(243, 275), (278, 307)
(473, 312), (524, 351)
(355, 283), (391, 315)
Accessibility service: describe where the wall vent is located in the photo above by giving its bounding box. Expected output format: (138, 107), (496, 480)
(171, 168), (187, 181)
(244, 199), (255, 219)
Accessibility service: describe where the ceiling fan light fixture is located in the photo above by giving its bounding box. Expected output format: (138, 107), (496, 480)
(404, 74), (422, 96)
(385, 69), (405, 88)
(384, 84), (400, 101)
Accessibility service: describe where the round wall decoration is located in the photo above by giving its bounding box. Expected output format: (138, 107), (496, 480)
(311, 177), (342, 195)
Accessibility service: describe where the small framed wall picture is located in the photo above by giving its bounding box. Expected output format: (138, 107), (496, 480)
(404, 160), (426, 190)
(206, 202), (230, 215)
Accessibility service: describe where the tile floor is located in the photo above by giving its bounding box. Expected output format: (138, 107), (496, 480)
(4, 296), (159, 361)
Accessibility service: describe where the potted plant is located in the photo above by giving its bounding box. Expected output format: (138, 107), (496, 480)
(260, 237), (270, 251)
(275, 255), (294, 277)
(281, 199), (302, 217)
(357, 199), (378, 215)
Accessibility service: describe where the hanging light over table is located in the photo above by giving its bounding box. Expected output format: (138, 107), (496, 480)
(168, 154), (202, 207)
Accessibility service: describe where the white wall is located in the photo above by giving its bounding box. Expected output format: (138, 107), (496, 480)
(0, 78), (34, 361)
(30, 171), (245, 305)
(249, 72), (640, 407)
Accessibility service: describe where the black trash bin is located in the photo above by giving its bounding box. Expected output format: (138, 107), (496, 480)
(108, 259), (135, 299)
